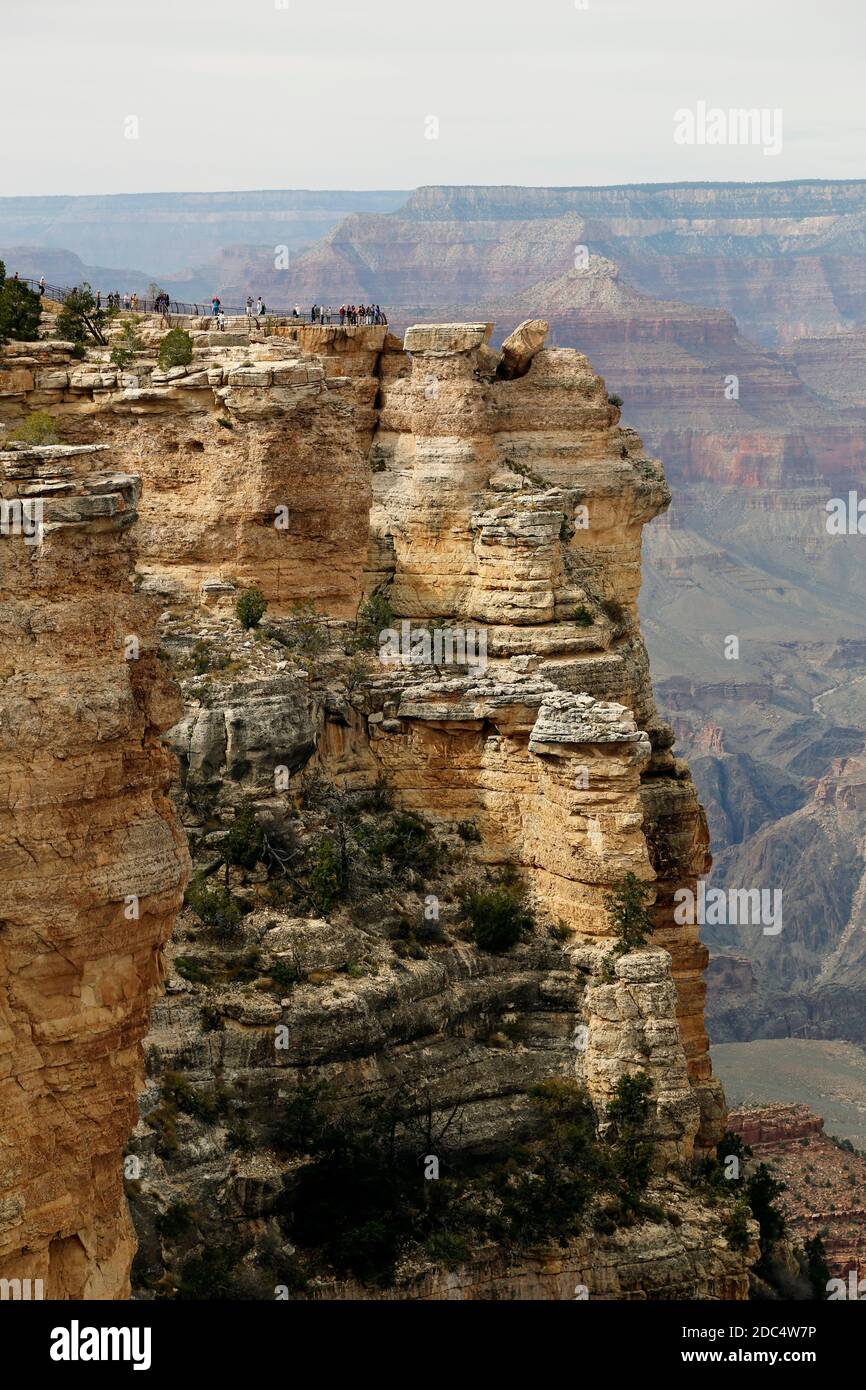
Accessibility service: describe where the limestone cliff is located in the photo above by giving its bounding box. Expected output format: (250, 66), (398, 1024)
(0, 441), (188, 1297)
(0, 314), (748, 1300)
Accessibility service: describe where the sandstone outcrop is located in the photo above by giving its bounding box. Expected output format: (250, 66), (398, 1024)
(0, 314), (739, 1299)
(0, 331), (382, 617)
(0, 442), (188, 1298)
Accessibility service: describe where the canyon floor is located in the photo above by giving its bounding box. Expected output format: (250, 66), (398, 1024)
(715, 1040), (866, 1148)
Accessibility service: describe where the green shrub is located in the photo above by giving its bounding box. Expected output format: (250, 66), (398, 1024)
(220, 949), (262, 983)
(155, 1201), (197, 1239)
(726, 1199), (752, 1251)
(271, 1083), (332, 1155)
(308, 836), (345, 914)
(424, 1232), (470, 1268)
(0, 264), (42, 343)
(605, 1073), (654, 1207)
(200, 1004), (224, 1032)
(158, 326), (193, 370)
(175, 955), (210, 984)
(226, 1120), (255, 1152)
(699, 1130), (751, 1191)
(236, 586), (267, 629)
(573, 604), (594, 627)
(9, 410), (60, 445)
(463, 885), (533, 952)
(191, 640), (231, 675)
(351, 594), (394, 652)
(747, 1163), (788, 1276)
(802, 1234), (831, 1300)
(351, 775), (393, 813)
(222, 800), (265, 877)
(176, 1246), (241, 1300)
(365, 811), (437, 879)
(607, 393), (623, 408)
(269, 958), (299, 991)
(109, 319), (144, 371)
(55, 282), (101, 343)
(184, 873), (242, 936)
(456, 819), (481, 842)
(605, 872), (654, 954)
(607, 1072), (653, 1131)
(273, 1074), (655, 1285)
(161, 1072), (220, 1123)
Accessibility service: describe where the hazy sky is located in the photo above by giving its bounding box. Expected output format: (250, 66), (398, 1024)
(3, 0), (863, 195)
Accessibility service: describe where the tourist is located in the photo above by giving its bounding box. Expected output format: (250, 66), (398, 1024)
(96, 290), (101, 310)
(245, 296), (253, 318)
(211, 296), (221, 317)
(38, 276), (45, 296)
(256, 297), (263, 316)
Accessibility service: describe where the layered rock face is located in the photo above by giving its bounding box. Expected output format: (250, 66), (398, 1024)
(1, 316), (741, 1299)
(327, 210), (859, 1051)
(368, 321), (721, 1140)
(0, 329), (384, 616)
(0, 442), (188, 1297)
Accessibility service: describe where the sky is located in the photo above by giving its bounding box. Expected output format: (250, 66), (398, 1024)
(2, 0), (863, 195)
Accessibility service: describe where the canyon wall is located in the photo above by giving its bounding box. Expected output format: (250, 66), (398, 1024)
(0, 440), (188, 1297)
(0, 314), (745, 1298)
(729, 1105), (866, 1283)
(204, 180), (866, 1050)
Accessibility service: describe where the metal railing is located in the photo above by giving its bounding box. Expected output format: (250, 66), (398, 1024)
(14, 277), (388, 326)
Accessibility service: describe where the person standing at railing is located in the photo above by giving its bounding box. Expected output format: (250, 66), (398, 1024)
(38, 276), (45, 297)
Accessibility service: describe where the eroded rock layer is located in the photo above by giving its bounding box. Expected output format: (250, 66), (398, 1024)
(0, 315), (739, 1299)
(0, 443), (188, 1298)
